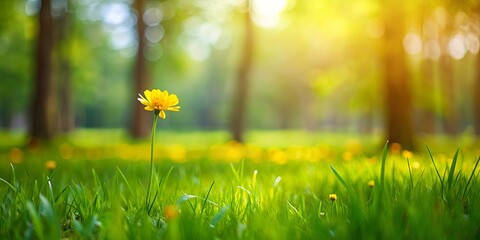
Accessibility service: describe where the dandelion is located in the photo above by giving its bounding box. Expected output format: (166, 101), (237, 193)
(45, 160), (57, 170)
(402, 150), (414, 159)
(138, 89), (180, 119)
(139, 88), (181, 213)
(368, 180), (375, 188)
(329, 194), (337, 202)
(329, 194), (337, 216)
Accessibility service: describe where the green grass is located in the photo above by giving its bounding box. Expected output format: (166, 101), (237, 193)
(1, 131), (480, 239)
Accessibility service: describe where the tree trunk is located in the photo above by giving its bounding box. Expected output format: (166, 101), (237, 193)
(383, 2), (415, 150)
(230, 2), (254, 143)
(30, 0), (56, 140)
(131, 0), (150, 138)
(55, 4), (74, 133)
(58, 52), (74, 132)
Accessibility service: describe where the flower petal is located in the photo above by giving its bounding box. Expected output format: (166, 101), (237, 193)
(168, 106), (180, 112)
(138, 97), (149, 105)
(138, 94), (149, 102)
(145, 106), (154, 111)
(167, 94), (179, 106)
(144, 90), (152, 102)
(159, 110), (166, 119)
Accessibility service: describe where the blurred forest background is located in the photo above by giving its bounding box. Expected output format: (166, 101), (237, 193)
(1, 0), (480, 150)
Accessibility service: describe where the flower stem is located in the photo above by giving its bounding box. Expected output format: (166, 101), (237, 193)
(146, 114), (158, 212)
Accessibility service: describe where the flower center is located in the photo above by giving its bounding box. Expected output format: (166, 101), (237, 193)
(152, 95), (167, 110)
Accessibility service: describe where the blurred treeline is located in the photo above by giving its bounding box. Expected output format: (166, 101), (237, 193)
(0, 0), (479, 147)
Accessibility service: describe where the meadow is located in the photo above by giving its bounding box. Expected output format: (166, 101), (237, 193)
(1, 130), (480, 239)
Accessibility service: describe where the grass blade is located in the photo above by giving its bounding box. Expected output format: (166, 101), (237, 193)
(115, 166), (138, 206)
(286, 200), (303, 219)
(55, 186), (69, 203)
(116, 166), (134, 196)
(462, 156), (480, 199)
(26, 201), (44, 240)
(10, 163), (16, 187)
(329, 165), (348, 190)
(230, 163), (240, 183)
(446, 148), (460, 190)
(375, 141), (389, 215)
(201, 181), (215, 216)
(160, 166), (175, 199)
(209, 205), (229, 228)
(406, 158), (414, 189)
(0, 177), (17, 192)
(426, 145), (444, 191)
(379, 141), (388, 197)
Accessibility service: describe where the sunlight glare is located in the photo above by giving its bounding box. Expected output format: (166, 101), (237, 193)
(145, 26), (165, 43)
(448, 34), (467, 60)
(102, 3), (130, 25)
(143, 7), (163, 27)
(109, 30), (136, 49)
(180, 17), (226, 61)
(466, 33), (480, 54)
(251, 0), (288, 29)
(403, 32), (422, 55)
(25, 0), (40, 16)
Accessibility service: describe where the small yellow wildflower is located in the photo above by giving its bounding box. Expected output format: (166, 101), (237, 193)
(138, 89), (180, 119)
(45, 160), (57, 170)
(368, 180), (375, 188)
(402, 150), (414, 159)
(329, 194), (337, 202)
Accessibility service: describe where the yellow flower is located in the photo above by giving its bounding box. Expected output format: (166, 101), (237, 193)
(329, 193), (337, 202)
(402, 150), (414, 159)
(368, 180), (375, 188)
(138, 89), (180, 119)
(45, 160), (57, 170)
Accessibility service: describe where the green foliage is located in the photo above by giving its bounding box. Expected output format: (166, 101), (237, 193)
(1, 0), (479, 131)
(1, 136), (480, 239)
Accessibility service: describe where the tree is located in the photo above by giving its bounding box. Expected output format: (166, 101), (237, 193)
(30, 0), (56, 140)
(230, 1), (254, 143)
(54, 0), (74, 133)
(130, 0), (150, 138)
(383, 1), (415, 150)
